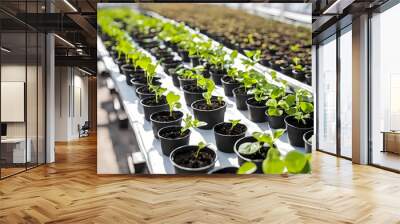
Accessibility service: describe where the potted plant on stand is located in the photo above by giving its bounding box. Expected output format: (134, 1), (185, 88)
(291, 57), (306, 82)
(140, 84), (168, 121)
(265, 86), (293, 129)
(246, 79), (272, 123)
(214, 119), (247, 153)
(158, 115), (207, 156)
(170, 142), (217, 174)
(182, 74), (207, 106)
(221, 67), (241, 97)
(135, 62), (161, 98)
(233, 129), (285, 173)
(191, 79), (227, 129)
(177, 65), (204, 88)
(284, 89), (314, 147)
(233, 71), (256, 110)
(150, 91), (183, 138)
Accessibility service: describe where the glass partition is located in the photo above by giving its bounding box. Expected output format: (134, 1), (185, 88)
(339, 26), (352, 158)
(370, 3), (400, 171)
(0, 0), (46, 179)
(1, 30), (28, 177)
(317, 35), (337, 155)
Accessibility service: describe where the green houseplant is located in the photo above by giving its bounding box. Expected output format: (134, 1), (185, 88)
(284, 89), (314, 147)
(150, 91), (183, 138)
(213, 119), (248, 153)
(237, 149), (312, 175)
(234, 129), (285, 173)
(170, 141), (217, 174)
(265, 86), (292, 129)
(245, 77), (272, 123)
(233, 70), (257, 110)
(158, 115), (207, 156)
(221, 67), (241, 97)
(191, 78), (227, 129)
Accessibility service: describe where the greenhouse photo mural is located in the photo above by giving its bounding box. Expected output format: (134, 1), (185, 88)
(97, 3), (313, 175)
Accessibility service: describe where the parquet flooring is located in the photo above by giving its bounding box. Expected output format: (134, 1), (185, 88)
(1, 134), (400, 223)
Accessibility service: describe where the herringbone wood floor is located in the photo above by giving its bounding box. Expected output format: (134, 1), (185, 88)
(1, 135), (400, 224)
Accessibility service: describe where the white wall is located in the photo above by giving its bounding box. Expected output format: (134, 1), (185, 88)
(54, 66), (89, 141)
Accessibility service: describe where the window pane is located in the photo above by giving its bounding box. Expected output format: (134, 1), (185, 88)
(339, 28), (352, 158)
(317, 36), (337, 154)
(371, 4), (400, 171)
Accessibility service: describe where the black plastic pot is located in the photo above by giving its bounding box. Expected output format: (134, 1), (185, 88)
(305, 73), (312, 85)
(136, 85), (155, 100)
(210, 68), (226, 85)
(171, 72), (181, 88)
(233, 87), (253, 111)
(191, 99), (227, 130)
(233, 136), (269, 173)
(208, 167), (238, 174)
(303, 130), (313, 153)
(221, 76), (240, 97)
(140, 96), (168, 121)
(158, 126), (191, 156)
(150, 111), (183, 139)
(246, 98), (268, 123)
(284, 116), (313, 147)
(182, 85), (206, 106)
(170, 145), (217, 174)
(280, 65), (292, 76)
(162, 60), (182, 75)
(131, 77), (161, 90)
(178, 49), (190, 62)
(178, 76), (196, 88)
(190, 56), (201, 67)
(121, 64), (135, 76)
(292, 69), (305, 82)
(266, 112), (286, 129)
(210, 73), (224, 86)
(213, 122), (247, 153)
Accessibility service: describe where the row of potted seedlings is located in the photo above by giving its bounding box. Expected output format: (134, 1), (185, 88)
(139, 4), (312, 85)
(98, 8), (313, 174)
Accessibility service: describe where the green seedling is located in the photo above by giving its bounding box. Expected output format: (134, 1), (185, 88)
(148, 84), (166, 104)
(194, 141), (209, 159)
(290, 44), (300, 52)
(200, 79), (216, 106)
(241, 49), (261, 70)
(285, 89), (314, 125)
(166, 91), (181, 116)
(180, 115), (207, 135)
(228, 119), (241, 133)
(238, 129), (285, 156)
(238, 146), (312, 175)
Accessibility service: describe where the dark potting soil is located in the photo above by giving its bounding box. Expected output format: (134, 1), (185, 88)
(183, 84), (206, 93)
(247, 98), (267, 106)
(160, 128), (190, 139)
(222, 76), (239, 84)
(174, 148), (214, 168)
(152, 111), (182, 122)
(215, 123), (246, 135)
(142, 97), (167, 106)
(192, 99), (225, 110)
(286, 116), (313, 129)
(240, 145), (269, 160)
